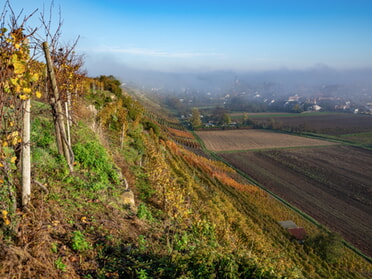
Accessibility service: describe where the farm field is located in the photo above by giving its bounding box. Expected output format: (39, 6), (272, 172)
(196, 129), (337, 152)
(220, 145), (372, 257)
(252, 113), (372, 136)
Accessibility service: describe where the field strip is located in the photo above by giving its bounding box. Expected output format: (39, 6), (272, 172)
(196, 129), (338, 152)
(215, 144), (340, 154)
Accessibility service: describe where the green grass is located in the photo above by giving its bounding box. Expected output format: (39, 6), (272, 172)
(340, 132), (372, 145)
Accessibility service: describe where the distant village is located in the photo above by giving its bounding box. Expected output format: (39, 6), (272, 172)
(158, 80), (372, 119)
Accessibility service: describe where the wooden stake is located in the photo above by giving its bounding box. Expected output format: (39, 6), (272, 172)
(22, 98), (31, 207)
(42, 41), (73, 172)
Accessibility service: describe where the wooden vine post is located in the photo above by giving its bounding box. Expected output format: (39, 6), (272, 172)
(42, 41), (73, 172)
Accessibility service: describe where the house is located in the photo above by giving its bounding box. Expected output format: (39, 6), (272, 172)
(288, 95), (300, 102)
(279, 220), (306, 242)
(287, 227), (307, 241)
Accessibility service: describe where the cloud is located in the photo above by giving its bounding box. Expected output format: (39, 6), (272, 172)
(89, 46), (222, 58)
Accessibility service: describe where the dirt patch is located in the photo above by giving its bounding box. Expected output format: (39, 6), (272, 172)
(220, 145), (372, 257)
(197, 129), (337, 152)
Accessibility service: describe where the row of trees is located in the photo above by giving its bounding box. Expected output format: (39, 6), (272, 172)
(190, 107), (255, 128)
(0, 2), (85, 209)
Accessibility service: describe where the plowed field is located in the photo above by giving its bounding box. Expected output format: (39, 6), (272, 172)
(220, 145), (372, 257)
(252, 113), (372, 136)
(196, 129), (337, 152)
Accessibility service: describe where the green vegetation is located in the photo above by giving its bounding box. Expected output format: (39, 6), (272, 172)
(54, 257), (66, 272)
(191, 107), (202, 128)
(305, 233), (344, 264)
(71, 231), (91, 252)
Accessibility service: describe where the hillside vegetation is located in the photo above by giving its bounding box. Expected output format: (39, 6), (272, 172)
(0, 9), (371, 277)
(1, 81), (371, 278)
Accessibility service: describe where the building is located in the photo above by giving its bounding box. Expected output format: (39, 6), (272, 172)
(279, 220), (306, 242)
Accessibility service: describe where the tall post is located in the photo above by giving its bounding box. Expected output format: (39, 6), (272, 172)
(42, 41), (73, 172)
(22, 98), (31, 207)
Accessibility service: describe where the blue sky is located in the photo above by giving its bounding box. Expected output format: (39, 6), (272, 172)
(7, 0), (372, 74)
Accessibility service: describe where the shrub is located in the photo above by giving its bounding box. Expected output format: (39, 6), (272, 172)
(73, 141), (120, 190)
(137, 203), (154, 222)
(305, 233), (344, 264)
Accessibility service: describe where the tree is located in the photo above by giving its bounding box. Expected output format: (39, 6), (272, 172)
(211, 106), (227, 126)
(191, 108), (202, 128)
(222, 113), (231, 125)
(242, 112), (253, 125)
(98, 75), (122, 96)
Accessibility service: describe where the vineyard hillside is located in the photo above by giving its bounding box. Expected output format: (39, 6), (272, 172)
(1, 5), (371, 278)
(2, 81), (371, 278)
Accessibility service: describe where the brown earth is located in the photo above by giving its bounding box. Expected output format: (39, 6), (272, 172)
(220, 145), (372, 257)
(253, 113), (372, 136)
(196, 129), (337, 152)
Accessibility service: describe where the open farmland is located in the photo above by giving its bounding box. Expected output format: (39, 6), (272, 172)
(252, 113), (372, 136)
(220, 145), (372, 257)
(196, 129), (337, 152)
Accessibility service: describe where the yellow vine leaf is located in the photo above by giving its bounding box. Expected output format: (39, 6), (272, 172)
(19, 95), (28, 100)
(23, 88), (31, 94)
(0, 163), (3, 167)
(35, 91), (42, 98)
(1, 210), (10, 226)
(10, 78), (18, 85)
(10, 157), (17, 164)
(30, 73), (39, 82)
(13, 60), (25, 74)
(12, 136), (19, 146)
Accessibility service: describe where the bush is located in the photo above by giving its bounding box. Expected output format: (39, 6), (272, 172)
(73, 141), (120, 190)
(142, 121), (160, 136)
(305, 233), (344, 264)
(137, 203), (154, 222)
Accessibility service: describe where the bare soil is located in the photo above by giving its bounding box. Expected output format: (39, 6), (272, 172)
(196, 129), (337, 152)
(253, 113), (372, 136)
(220, 145), (372, 257)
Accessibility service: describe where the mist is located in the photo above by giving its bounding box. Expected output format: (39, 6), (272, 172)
(84, 54), (372, 99)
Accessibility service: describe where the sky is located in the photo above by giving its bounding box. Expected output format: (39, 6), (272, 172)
(5, 0), (372, 75)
